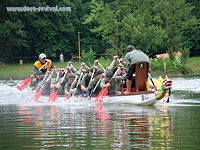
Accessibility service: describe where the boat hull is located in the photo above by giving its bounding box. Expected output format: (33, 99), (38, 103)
(91, 93), (167, 106)
(29, 89), (169, 106)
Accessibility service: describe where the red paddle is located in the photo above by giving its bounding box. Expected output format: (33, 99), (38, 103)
(94, 86), (108, 103)
(16, 62), (49, 91)
(31, 71), (54, 102)
(48, 89), (58, 102)
(94, 67), (120, 104)
(16, 77), (33, 91)
(32, 89), (43, 102)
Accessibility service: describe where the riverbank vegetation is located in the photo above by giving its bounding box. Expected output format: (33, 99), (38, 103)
(0, 0), (199, 64)
(1, 0), (199, 79)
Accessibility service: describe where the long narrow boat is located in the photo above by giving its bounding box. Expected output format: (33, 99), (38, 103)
(27, 62), (172, 106)
(28, 75), (172, 106)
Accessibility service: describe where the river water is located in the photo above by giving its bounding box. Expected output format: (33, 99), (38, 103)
(0, 77), (200, 149)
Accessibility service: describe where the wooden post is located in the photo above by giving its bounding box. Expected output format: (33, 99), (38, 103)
(78, 32), (81, 62)
(164, 62), (166, 74)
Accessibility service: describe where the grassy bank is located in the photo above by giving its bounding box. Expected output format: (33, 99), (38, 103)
(187, 57), (200, 72)
(0, 61), (95, 79)
(0, 57), (200, 80)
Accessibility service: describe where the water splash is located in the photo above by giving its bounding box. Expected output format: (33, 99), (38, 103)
(0, 77), (200, 107)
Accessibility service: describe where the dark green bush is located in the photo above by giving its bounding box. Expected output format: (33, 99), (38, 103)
(81, 49), (96, 66)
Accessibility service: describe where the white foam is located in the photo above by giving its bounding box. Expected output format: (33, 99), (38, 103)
(0, 78), (200, 107)
(172, 77), (200, 92)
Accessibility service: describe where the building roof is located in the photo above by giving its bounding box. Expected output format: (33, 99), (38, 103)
(155, 51), (182, 59)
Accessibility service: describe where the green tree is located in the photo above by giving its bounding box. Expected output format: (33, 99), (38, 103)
(84, 0), (198, 58)
(185, 0), (200, 56)
(0, 0), (104, 61)
(0, 20), (28, 61)
(84, 0), (168, 57)
(0, 0), (199, 63)
(153, 0), (199, 53)
(84, 0), (125, 56)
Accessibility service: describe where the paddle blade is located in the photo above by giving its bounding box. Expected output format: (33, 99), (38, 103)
(53, 91), (58, 102)
(94, 87), (108, 104)
(32, 89), (42, 102)
(48, 90), (58, 102)
(48, 90), (55, 102)
(16, 77), (32, 91)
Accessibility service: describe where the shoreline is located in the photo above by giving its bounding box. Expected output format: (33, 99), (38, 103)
(1, 73), (200, 80)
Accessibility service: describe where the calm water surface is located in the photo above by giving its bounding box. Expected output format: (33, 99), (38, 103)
(0, 77), (200, 149)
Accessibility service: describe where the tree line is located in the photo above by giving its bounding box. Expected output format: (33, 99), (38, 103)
(0, 0), (199, 62)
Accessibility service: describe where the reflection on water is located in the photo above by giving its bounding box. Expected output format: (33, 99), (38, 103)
(0, 78), (200, 149)
(0, 104), (199, 149)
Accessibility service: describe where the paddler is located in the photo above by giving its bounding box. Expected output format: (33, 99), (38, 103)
(30, 70), (44, 90)
(85, 69), (104, 96)
(33, 53), (54, 74)
(100, 64), (126, 95)
(124, 45), (150, 94)
(30, 53), (54, 94)
(64, 74), (76, 97)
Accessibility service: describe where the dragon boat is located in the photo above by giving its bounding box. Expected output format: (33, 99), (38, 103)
(17, 62), (172, 106)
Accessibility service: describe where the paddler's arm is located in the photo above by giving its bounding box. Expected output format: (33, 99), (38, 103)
(108, 56), (118, 71)
(46, 59), (54, 71)
(93, 60), (99, 67)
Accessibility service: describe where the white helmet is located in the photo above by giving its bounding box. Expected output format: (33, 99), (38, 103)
(39, 53), (46, 59)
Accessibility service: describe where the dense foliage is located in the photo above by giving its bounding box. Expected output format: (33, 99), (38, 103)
(0, 0), (199, 62)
